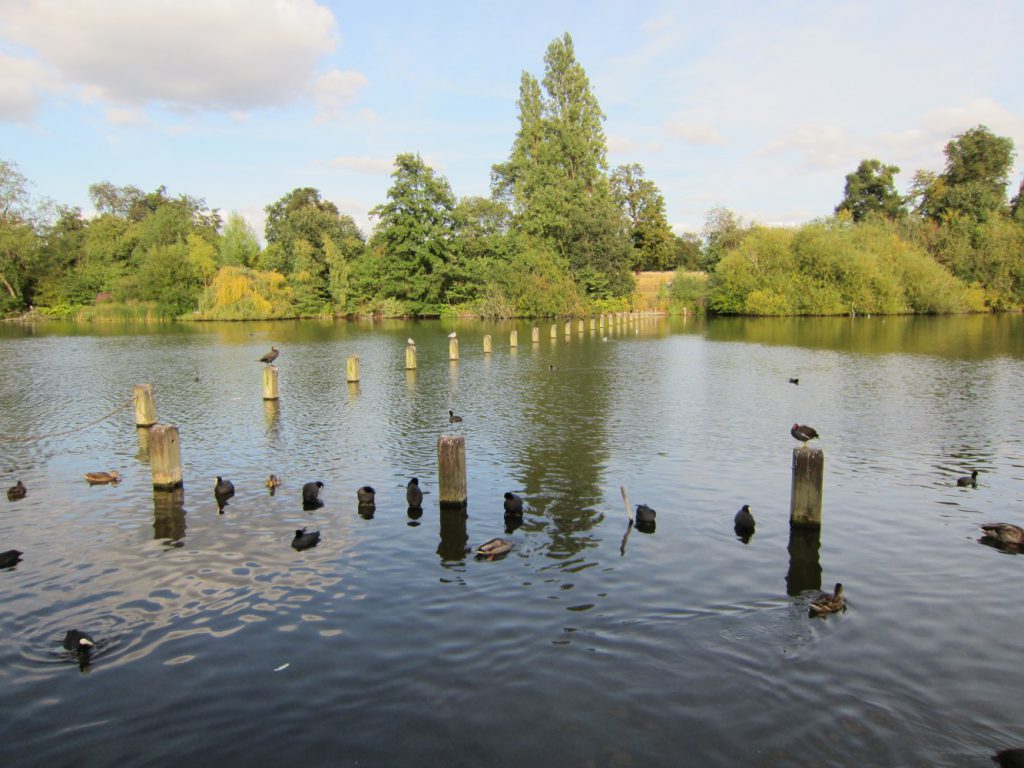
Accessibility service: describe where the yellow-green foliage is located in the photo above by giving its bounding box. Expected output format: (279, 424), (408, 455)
(196, 266), (296, 320)
(710, 220), (980, 315)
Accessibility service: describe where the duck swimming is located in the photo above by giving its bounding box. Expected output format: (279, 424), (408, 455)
(957, 470), (978, 487)
(83, 471), (120, 485)
(979, 523), (1024, 545)
(63, 629), (95, 652)
(635, 504), (656, 524)
(6, 480), (26, 500)
(357, 485), (376, 505)
(808, 583), (845, 615)
(0, 549), (23, 568)
(406, 477), (423, 509)
(214, 476), (235, 507)
(475, 538), (512, 559)
(302, 481), (324, 509)
(734, 504), (755, 534)
(265, 474), (282, 490)
(291, 527), (321, 550)
(503, 492), (523, 516)
(449, 410), (463, 423)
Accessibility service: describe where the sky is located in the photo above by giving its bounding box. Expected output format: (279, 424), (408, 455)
(2, 0), (1023, 241)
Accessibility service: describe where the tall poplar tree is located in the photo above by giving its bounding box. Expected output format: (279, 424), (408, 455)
(492, 33), (633, 296)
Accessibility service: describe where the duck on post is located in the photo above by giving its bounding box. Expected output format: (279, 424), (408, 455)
(791, 424), (820, 444)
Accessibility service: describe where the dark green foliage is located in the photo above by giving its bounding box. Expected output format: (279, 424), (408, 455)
(611, 163), (675, 270)
(366, 153), (458, 315)
(835, 159), (904, 221)
(492, 33), (633, 296)
(913, 125), (1016, 224)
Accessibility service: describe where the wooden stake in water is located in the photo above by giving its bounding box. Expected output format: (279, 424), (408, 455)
(347, 355), (360, 383)
(620, 485), (633, 522)
(790, 446), (824, 527)
(150, 424), (183, 490)
(449, 338), (459, 361)
(550, 324), (557, 341)
(437, 435), (467, 509)
(532, 327), (540, 343)
(262, 365), (279, 401)
(510, 330), (518, 348)
(564, 320), (571, 337)
(133, 384), (157, 427)
(483, 334), (492, 354)
(406, 345), (417, 370)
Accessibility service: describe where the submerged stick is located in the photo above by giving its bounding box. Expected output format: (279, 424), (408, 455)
(619, 485), (634, 556)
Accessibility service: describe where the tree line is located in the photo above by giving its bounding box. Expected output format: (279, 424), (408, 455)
(2, 33), (1022, 320)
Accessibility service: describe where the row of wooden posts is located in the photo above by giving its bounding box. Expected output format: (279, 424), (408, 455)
(131, 378), (824, 527)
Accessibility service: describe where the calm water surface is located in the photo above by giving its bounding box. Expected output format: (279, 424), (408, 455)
(1, 315), (1023, 767)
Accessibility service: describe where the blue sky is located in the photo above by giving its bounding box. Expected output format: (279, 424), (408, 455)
(2, 0), (1022, 240)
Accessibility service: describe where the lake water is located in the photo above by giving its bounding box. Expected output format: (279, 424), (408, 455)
(1, 314), (1023, 767)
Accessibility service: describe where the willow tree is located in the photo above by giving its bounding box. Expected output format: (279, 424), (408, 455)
(492, 33), (633, 297)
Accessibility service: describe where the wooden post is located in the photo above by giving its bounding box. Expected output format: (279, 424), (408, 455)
(405, 345), (417, 370)
(133, 384), (157, 427)
(449, 338), (459, 360)
(550, 324), (557, 340)
(510, 330), (518, 348)
(532, 326), (540, 343)
(150, 424), (183, 490)
(590, 318), (596, 332)
(347, 355), (360, 383)
(790, 447), (824, 527)
(577, 319), (584, 333)
(483, 334), (492, 354)
(437, 435), (467, 508)
(599, 315), (605, 329)
(262, 365), (279, 401)
(564, 320), (571, 336)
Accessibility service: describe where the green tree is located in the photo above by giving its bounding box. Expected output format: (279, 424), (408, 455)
(610, 163), (674, 270)
(835, 159), (904, 221)
(492, 33), (633, 296)
(218, 212), (260, 267)
(700, 207), (748, 271)
(672, 233), (702, 270)
(0, 160), (46, 311)
(915, 125), (1015, 223)
(367, 153), (458, 314)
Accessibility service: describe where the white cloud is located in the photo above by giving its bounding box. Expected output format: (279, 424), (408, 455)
(607, 134), (663, 155)
(312, 69), (368, 122)
(0, 50), (58, 122)
(328, 155), (394, 175)
(2, 0), (341, 112)
(666, 121), (727, 146)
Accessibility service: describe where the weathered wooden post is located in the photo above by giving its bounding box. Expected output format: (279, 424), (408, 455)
(347, 355), (360, 383)
(449, 337), (459, 360)
(133, 384), (157, 427)
(599, 314), (605, 330)
(564, 320), (571, 337)
(510, 329), (518, 348)
(577, 319), (584, 333)
(437, 435), (467, 509)
(150, 424), (183, 490)
(550, 324), (557, 340)
(590, 317), (596, 332)
(406, 345), (417, 370)
(483, 334), (492, 354)
(532, 326), (540, 343)
(262, 365), (279, 401)
(790, 446), (824, 527)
